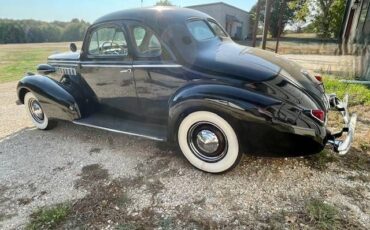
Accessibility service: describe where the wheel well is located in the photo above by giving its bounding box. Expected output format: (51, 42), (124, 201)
(18, 88), (30, 104)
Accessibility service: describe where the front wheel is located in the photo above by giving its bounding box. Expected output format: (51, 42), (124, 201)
(177, 111), (242, 173)
(24, 92), (55, 130)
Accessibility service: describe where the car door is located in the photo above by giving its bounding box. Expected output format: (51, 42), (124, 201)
(79, 22), (137, 118)
(127, 22), (187, 125)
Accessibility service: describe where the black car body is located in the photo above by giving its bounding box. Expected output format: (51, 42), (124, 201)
(17, 7), (357, 173)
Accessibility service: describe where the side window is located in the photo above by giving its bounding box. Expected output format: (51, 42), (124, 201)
(131, 25), (166, 58)
(133, 27), (146, 46)
(88, 26), (128, 57)
(149, 35), (161, 50)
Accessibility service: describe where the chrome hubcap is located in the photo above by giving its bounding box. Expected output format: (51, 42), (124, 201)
(188, 122), (228, 163)
(196, 130), (219, 154)
(28, 99), (44, 123)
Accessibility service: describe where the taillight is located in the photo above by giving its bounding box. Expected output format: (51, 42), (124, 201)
(311, 109), (325, 122)
(314, 74), (323, 82)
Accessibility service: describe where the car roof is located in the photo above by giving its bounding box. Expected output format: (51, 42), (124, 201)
(94, 6), (211, 25)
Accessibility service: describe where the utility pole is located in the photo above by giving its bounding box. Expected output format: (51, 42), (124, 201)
(275, 0), (286, 53)
(252, 0), (261, 47)
(261, 0), (272, 50)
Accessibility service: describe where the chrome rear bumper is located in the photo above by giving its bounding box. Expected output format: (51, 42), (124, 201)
(326, 94), (357, 155)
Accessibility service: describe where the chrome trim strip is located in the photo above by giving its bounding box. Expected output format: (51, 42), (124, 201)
(72, 121), (165, 141)
(48, 63), (78, 67)
(81, 64), (132, 68)
(48, 60), (79, 63)
(133, 64), (182, 68)
(81, 64), (182, 68)
(49, 60), (182, 68)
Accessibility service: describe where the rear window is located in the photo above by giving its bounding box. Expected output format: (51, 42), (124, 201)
(186, 20), (215, 41)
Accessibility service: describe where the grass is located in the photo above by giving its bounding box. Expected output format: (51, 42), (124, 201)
(242, 40), (339, 55)
(323, 76), (370, 106)
(0, 42), (80, 84)
(267, 199), (359, 229)
(347, 174), (370, 182)
(304, 199), (340, 230)
(116, 192), (131, 207)
(26, 203), (71, 230)
(159, 217), (175, 230)
(306, 149), (338, 170)
(283, 33), (318, 39)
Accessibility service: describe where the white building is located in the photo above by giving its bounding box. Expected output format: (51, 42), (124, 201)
(187, 2), (250, 40)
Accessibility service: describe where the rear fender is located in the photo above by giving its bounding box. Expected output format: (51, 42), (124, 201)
(168, 84), (282, 142)
(169, 83), (282, 109)
(17, 75), (80, 121)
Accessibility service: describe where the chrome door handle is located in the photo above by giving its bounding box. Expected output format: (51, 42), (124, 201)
(120, 68), (132, 73)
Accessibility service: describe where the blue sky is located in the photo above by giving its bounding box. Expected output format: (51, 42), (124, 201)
(0, 0), (257, 22)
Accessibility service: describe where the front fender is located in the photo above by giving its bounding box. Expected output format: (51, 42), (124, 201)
(17, 75), (80, 121)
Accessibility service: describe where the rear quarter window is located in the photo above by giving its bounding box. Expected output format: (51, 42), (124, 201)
(186, 20), (215, 41)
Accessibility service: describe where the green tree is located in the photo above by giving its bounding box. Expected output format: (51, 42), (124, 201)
(155, 0), (173, 6)
(0, 18), (89, 44)
(328, 0), (346, 37)
(289, 0), (346, 38)
(250, 0), (295, 38)
(62, 20), (89, 41)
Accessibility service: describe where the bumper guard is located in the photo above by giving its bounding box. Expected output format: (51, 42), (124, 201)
(326, 94), (357, 155)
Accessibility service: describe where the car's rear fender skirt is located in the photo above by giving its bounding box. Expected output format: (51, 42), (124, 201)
(17, 75), (80, 121)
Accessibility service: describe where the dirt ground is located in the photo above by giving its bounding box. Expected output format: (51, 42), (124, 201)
(0, 81), (369, 229)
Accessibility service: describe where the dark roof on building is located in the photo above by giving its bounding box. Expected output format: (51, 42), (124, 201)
(94, 6), (211, 24)
(187, 2), (249, 14)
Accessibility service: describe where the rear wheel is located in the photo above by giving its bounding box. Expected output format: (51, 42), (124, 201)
(177, 111), (241, 173)
(24, 92), (55, 130)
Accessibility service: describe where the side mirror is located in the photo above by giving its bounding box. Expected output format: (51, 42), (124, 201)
(37, 64), (56, 75)
(70, 43), (77, 52)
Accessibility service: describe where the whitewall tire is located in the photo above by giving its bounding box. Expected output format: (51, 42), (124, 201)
(178, 111), (241, 173)
(24, 92), (53, 130)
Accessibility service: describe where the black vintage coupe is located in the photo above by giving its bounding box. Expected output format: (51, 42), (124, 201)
(17, 7), (357, 173)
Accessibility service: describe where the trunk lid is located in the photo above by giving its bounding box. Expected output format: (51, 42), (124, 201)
(194, 42), (327, 109)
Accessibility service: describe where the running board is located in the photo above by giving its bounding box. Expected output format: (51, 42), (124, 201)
(73, 113), (167, 141)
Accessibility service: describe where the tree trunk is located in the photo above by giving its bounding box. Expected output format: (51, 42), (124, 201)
(262, 0), (272, 50)
(252, 0), (261, 47)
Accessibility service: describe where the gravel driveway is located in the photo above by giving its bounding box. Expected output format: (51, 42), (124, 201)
(0, 81), (369, 229)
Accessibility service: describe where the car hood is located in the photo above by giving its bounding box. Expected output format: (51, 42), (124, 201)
(48, 51), (80, 61)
